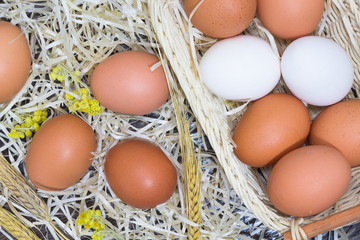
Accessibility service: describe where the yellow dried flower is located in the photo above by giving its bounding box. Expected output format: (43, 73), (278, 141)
(77, 210), (123, 240)
(8, 108), (48, 139)
(65, 93), (74, 101)
(50, 63), (103, 116)
(66, 88), (103, 116)
(50, 64), (79, 83)
(91, 231), (105, 240)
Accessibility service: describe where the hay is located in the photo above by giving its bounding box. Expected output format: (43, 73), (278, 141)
(149, 0), (360, 239)
(0, 0), (358, 239)
(0, 1), (276, 239)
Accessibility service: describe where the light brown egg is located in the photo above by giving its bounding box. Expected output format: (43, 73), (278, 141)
(232, 93), (310, 167)
(26, 114), (96, 191)
(309, 99), (360, 167)
(0, 21), (31, 103)
(257, 0), (324, 39)
(267, 145), (351, 217)
(90, 50), (169, 115)
(104, 139), (177, 209)
(184, 0), (256, 39)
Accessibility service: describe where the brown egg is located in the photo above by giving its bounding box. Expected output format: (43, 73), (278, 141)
(184, 0), (256, 39)
(309, 99), (360, 167)
(90, 50), (169, 115)
(267, 145), (351, 217)
(257, 0), (324, 39)
(233, 93), (310, 167)
(0, 21), (31, 103)
(104, 139), (177, 209)
(26, 114), (96, 191)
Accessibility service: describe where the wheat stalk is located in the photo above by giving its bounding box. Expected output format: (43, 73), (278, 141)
(149, 2), (203, 238)
(171, 67), (202, 240)
(0, 206), (41, 240)
(176, 95), (202, 240)
(156, 49), (202, 239)
(0, 154), (70, 240)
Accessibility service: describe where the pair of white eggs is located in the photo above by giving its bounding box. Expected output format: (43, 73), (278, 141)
(200, 35), (354, 106)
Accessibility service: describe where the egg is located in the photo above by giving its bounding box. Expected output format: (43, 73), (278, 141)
(281, 36), (354, 106)
(267, 145), (351, 217)
(309, 99), (360, 167)
(104, 139), (177, 209)
(0, 21), (31, 103)
(257, 0), (324, 39)
(90, 50), (169, 115)
(233, 93), (310, 167)
(183, 0), (256, 38)
(184, 0), (256, 38)
(26, 114), (96, 191)
(199, 35), (280, 101)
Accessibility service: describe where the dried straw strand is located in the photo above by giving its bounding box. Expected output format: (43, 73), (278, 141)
(0, 155), (69, 240)
(149, 0), (360, 237)
(173, 85), (202, 240)
(0, 206), (41, 240)
(148, 0), (289, 232)
(157, 45), (202, 239)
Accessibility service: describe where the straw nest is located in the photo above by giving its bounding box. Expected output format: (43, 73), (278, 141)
(0, 0), (358, 240)
(149, 0), (360, 238)
(0, 0), (276, 240)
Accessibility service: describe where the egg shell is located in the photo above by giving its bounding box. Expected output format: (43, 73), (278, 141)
(90, 50), (169, 115)
(257, 0), (324, 39)
(0, 21), (31, 103)
(309, 99), (360, 167)
(267, 145), (351, 217)
(26, 114), (96, 191)
(184, 0), (256, 38)
(199, 35), (280, 101)
(281, 36), (354, 106)
(104, 139), (177, 209)
(233, 93), (310, 167)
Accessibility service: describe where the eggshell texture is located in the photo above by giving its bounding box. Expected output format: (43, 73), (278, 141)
(267, 145), (351, 217)
(0, 21), (31, 103)
(233, 93), (310, 167)
(26, 114), (96, 191)
(257, 0), (324, 39)
(199, 35), (280, 101)
(90, 50), (169, 115)
(184, 0), (256, 38)
(104, 139), (177, 209)
(309, 99), (360, 167)
(281, 36), (354, 106)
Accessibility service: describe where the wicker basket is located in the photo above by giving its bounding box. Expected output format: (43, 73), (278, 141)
(149, 0), (360, 238)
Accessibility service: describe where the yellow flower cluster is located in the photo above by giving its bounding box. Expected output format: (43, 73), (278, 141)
(50, 64), (103, 116)
(50, 64), (80, 82)
(66, 88), (103, 116)
(76, 210), (105, 240)
(8, 109), (48, 139)
(77, 210), (124, 240)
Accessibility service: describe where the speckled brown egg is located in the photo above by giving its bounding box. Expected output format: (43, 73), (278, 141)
(90, 50), (169, 115)
(233, 93), (310, 167)
(104, 139), (177, 209)
(267, 145), (351, 217)
(0, 21), (31, 103)
(309, 99), (360, 167)
(257, 0), (325, 39)
(26, 114), (96, 191)
(184, 0), (257, 38)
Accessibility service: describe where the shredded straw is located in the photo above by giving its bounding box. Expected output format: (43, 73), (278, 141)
(0, 0), (359, 239)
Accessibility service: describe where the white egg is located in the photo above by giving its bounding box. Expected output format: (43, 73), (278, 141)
(281, 36), (354, 106)
(199, 35), (281, 101)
